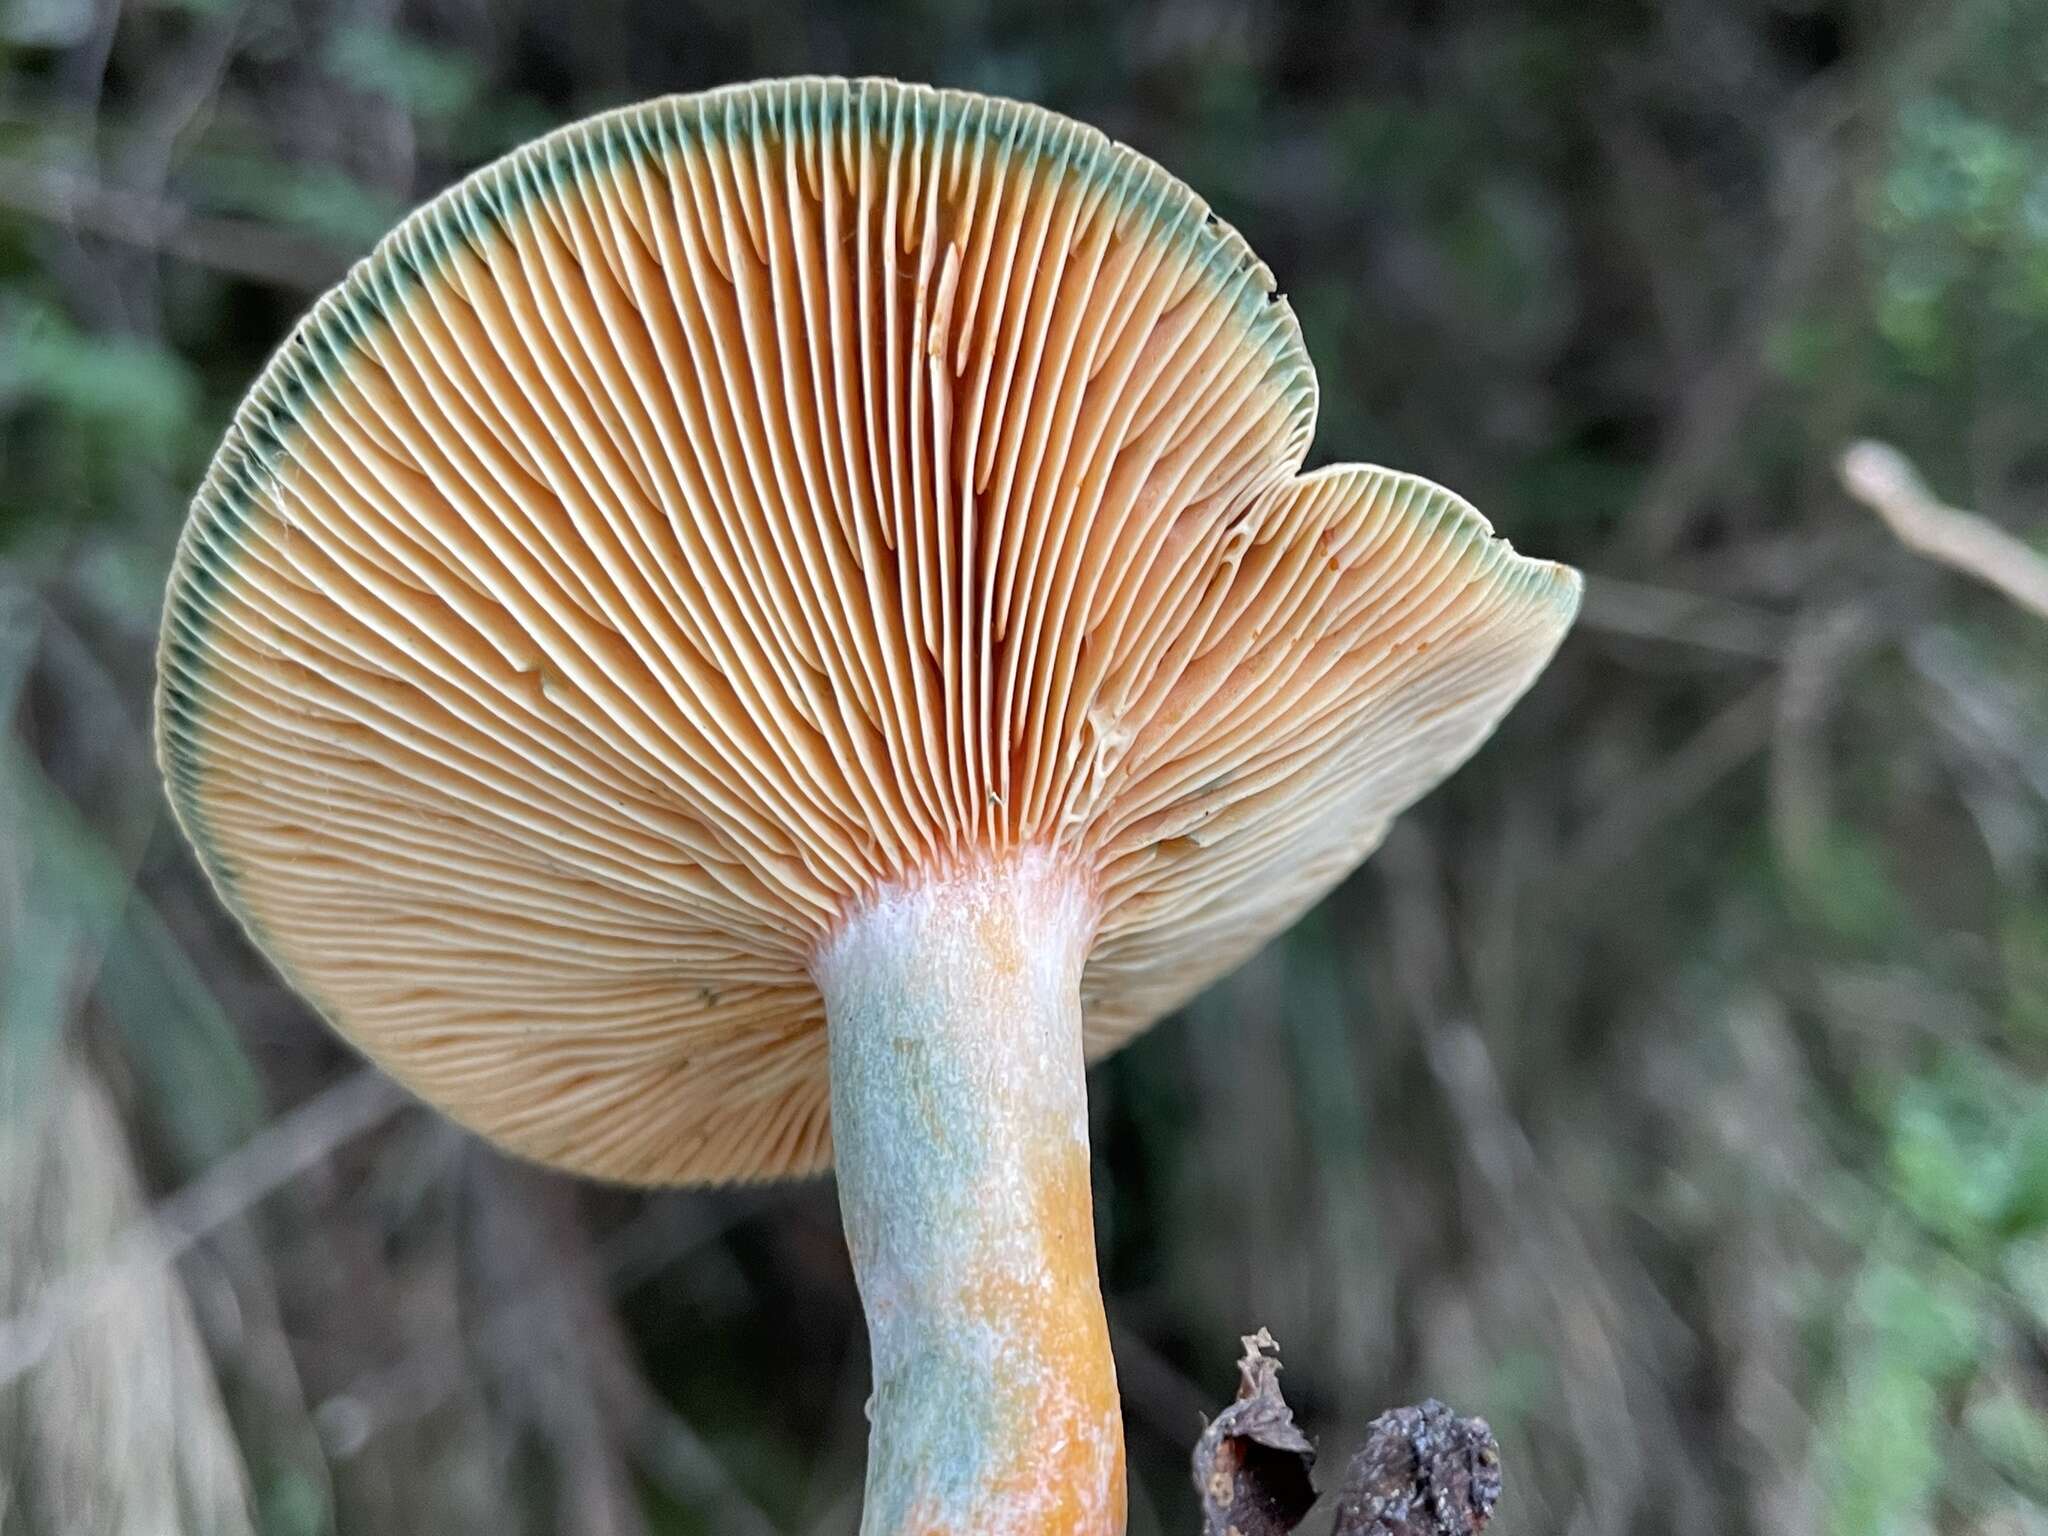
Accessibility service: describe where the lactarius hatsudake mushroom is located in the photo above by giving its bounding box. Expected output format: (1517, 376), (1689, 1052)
(156, 78), (1579, 1535)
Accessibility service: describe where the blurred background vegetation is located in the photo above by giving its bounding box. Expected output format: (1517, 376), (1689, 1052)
(4, 0), (2048, 1532)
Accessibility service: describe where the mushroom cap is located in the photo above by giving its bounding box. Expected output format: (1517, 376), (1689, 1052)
(158, 78), (1579, 1184)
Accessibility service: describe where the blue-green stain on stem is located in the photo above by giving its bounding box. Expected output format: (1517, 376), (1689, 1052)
(816, 853), (1125, 1535)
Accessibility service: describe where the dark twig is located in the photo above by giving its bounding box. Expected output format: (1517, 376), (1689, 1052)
(1193, 1330), (1503, 1536)
(1193, 1329), (1318, 1536)
(1330, 1402), (1503, 1536)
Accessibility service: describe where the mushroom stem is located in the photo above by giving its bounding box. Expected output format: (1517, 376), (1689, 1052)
(816, 855), (1124, 1536)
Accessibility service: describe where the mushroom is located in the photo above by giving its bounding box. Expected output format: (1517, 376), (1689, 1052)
(156, 78), (1578, 1535)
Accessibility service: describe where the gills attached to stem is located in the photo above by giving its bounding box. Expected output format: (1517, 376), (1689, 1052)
(817, 856), (1125, 1536)
(154, 75), (1582, 1536)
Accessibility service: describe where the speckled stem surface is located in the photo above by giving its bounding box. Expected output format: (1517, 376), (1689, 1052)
(816, 855), (1125, 1536)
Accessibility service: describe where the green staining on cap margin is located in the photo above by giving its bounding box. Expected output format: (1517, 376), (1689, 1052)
(156, 77), (1317, 922)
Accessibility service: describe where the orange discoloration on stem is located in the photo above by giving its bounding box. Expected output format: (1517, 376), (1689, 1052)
(818, 855), (1125, 1535)
(946, 1131), (1124, 1533)
(880, 1112), (1123, 1534)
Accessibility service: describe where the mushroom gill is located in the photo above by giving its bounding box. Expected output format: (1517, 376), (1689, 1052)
(159, 76), (1576, 1185)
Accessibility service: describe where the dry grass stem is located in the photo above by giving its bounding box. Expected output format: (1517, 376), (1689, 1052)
(1839, 440), (2048, 620)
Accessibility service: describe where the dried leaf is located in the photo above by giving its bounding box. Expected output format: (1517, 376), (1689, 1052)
(1328, 1399), (1502, 1536)
(1192, 1328), (1318, 1536)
